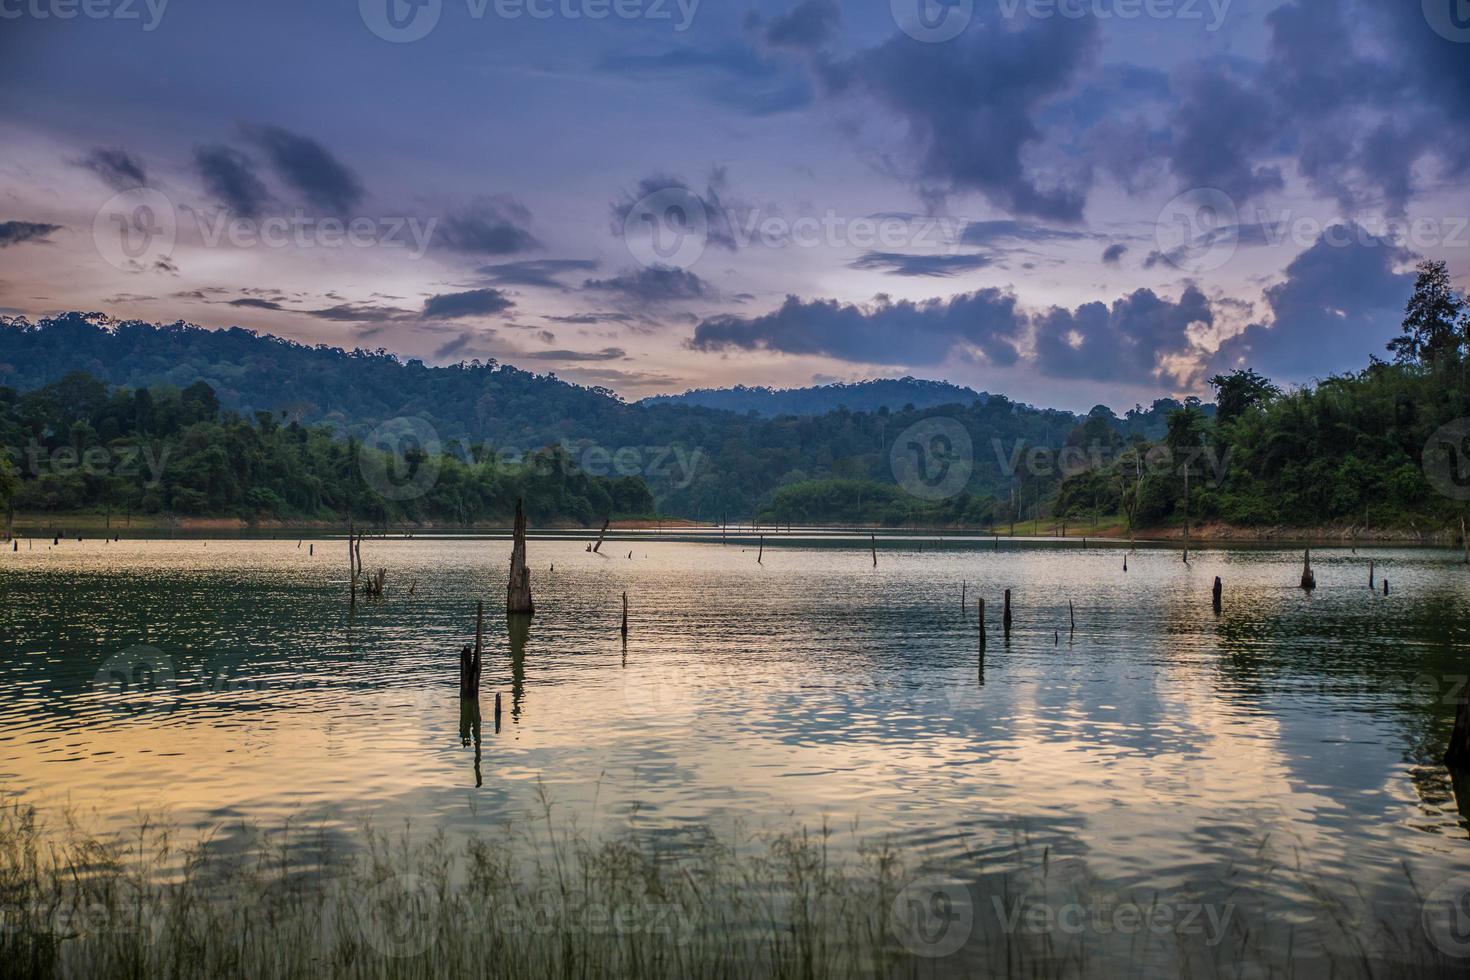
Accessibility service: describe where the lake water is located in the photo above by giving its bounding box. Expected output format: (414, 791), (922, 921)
(3, 532), (1469, 963)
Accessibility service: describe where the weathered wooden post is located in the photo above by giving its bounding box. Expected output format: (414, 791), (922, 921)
(1069, 600), (1075, 633)
(460, 601), (484, 699)
(757, 536), (764, 565)
(978, 599), (986, 651)
(1213, 577), (1223, 615)
(1383, 579), (1390, 596)
(507, 498), (535, 615)
(494, 691), (502, 733)
(961, 581), (966, 615)
(592, 518), (609, 554)
(1369, 560), (1375, 589)
(1300, 549), (1316, 591)
(871, 534), (877, 568)
(1446, 681), (1470, 770)
(621, 591), (629, 639)
(1123, 554), (1128, 573)
(1003, 589), (1012, 639)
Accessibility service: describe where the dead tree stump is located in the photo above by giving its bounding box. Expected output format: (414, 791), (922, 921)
(507, 498), (535, 616)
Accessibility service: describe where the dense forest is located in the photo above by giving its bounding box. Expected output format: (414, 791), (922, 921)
(0, 372), (652, 526)
(641, 378), (991, 417)
(3, 260), (1463, 533)
(0, 313), (1189, 519)
(1057, 260), (1470, 536)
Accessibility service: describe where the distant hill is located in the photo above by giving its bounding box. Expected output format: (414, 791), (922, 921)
(0, 313), (1191, 522)
(640, 378), (988, 417)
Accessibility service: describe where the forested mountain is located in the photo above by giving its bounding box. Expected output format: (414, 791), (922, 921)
(640, 378), (989, 417)
(0, 371), (651, 526)
(0, 313), (1118, 520)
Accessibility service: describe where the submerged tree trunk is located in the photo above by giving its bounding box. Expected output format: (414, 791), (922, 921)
(507, 498), (535, 616)
(592, 518), (609, 554)
(1446, 681), (1470, 770)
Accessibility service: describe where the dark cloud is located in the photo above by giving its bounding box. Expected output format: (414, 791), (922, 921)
(228, 297), (285, 311)
(437, 196), (541, 255)
(433, 332), (476, 360)
(422, 288), (516, 319)
(583, 265), (712, 303)
(0, 221), (62, 248)
(1210, 223), (1414, 381)
(476, 259), (598, 289)
(193, 144), (269, 218)
(241, 124), (364, 215)
(1101, 243), (1127, 265)
(305, 302), (412, 322)
(1033, 286), (1213, 385)
(960, 220), (1098, 246)
(848, 251), (991, 277)
(1165, 66), (1284, 204)
(76, 147), (147, 190)
(522, 347), (627, 362)
(763, 0), (840, 50)
(689, 289), (1024, 367)
(821, 15), (1098, 220)
(609, 173), (738, 252)
(544, 312), (638, 325)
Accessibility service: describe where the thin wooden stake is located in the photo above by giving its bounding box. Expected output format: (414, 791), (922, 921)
(1212, 576), (1222, 615)
(621, 591), (629, 639)
(1003, 589), (1012, 639)
(758, 536), (764, 565)
(871, 534), (877, 568)
(978, 599), (986, 651)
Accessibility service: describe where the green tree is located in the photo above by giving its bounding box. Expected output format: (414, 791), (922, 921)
(1387, 259), (1465, 367)
(1208, 368), (1281, 425)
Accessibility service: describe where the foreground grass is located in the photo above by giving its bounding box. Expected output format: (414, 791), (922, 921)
(0, 795), (1463, 979)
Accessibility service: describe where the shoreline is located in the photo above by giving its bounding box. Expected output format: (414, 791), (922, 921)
(3, 512), (1461, 546)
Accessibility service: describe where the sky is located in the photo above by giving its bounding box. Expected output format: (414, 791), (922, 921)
(0, 0), (1467, 413)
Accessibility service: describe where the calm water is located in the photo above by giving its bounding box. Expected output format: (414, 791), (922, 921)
(3, 532), (1469, 936)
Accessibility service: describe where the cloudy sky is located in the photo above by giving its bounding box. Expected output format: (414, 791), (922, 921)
(1, 0), (1466, 412)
